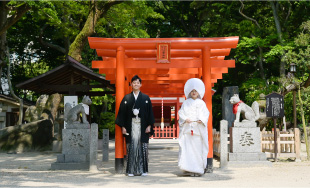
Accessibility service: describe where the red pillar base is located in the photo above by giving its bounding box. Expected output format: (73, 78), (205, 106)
(205, 158), (213, 173)
(115, 158), (124, 174)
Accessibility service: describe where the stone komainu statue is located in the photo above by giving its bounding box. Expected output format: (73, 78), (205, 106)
(64, 95), (92, 124)
(229, 94), (260, 123)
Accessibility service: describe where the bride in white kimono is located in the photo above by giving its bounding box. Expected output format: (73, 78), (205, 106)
(178, 78), (209, 176)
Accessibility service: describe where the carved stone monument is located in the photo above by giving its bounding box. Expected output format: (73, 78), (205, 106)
(228, 95), (271, 167)
(51, 123), (98, 170)
(51, 96), (98, 171)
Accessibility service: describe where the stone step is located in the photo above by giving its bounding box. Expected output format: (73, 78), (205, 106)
(229, 152), (267, 161)
(228, 161), (272, 167)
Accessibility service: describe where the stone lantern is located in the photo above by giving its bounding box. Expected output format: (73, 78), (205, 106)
(257, 93), (271, 131)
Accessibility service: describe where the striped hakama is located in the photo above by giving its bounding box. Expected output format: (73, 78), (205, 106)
(126, 118), (149, 175)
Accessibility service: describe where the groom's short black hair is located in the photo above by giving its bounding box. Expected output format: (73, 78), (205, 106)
(131, 75), (142, 83)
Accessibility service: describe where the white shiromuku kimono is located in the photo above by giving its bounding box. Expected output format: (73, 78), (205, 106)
(178, 78), (210, 175)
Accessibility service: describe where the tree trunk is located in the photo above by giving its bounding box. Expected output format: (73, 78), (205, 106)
(0, 31), (6, 94)
(298, 86), (310, 160)
(239, 1), (267, 85)
(270, 1), (286, 77)
(0, 2), (8, 80)
(258, 46), (268, 87)
(6, 49), (23, 125)
(68, 7), (98, 61)
(304, 67), (310, 88)
(0, 1), (31, 94)
(0, 3), (30, 36)
(68, 0), (121, 61)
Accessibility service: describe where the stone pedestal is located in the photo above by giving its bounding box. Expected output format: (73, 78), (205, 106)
(51, 123), (98, 170)
(229, 122), (271, 167)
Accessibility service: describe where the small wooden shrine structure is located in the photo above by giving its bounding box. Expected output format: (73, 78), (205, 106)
(16, 56), (115, 96)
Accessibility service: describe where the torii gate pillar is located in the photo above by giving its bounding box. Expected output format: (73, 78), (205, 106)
(115, 46), (125, 173)
(202, 46), (213, 172)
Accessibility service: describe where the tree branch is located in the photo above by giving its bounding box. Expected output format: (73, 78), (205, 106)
(0, 3), (31, 35)
(39, 25), (66, 54)
(196, 1), (208, 37)
(304, 73), (310, 88)
(239, 0), (261, 29)
(161, 2), (191, 37)
(284, 2), (291, 26)
(179, 5), (192, 37)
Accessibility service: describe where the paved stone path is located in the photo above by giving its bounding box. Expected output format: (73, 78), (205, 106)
(0, 139), (310, 187)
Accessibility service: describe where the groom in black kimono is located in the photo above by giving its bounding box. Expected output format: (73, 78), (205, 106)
(115, 75), (155, 177)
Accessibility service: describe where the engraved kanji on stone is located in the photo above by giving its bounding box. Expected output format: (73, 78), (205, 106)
(239, 131), (254, 146)
(69, 133), (84, 148)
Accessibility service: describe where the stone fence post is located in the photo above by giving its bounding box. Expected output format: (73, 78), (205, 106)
(220, 120), (228, 169)
(89, 123), (98, 171)
(102, 129), (109, 161)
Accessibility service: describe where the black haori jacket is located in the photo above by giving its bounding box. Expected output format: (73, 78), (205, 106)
(115, 92), (155, 143)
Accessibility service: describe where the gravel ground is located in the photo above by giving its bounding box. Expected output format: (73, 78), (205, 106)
(0, 139), (310, 188)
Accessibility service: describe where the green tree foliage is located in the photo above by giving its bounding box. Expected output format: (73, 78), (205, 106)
(96, 1), (164, 38)
(281, 20), (310, 131)
(284, 21), (310, 87)
(215, 1), (310, 129)
(90, 89), (116, 136)
(98, 112), (116, 139)
(4, 0), (310, 133)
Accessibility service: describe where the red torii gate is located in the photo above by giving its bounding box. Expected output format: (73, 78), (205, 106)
(88, 37), (239, 173)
